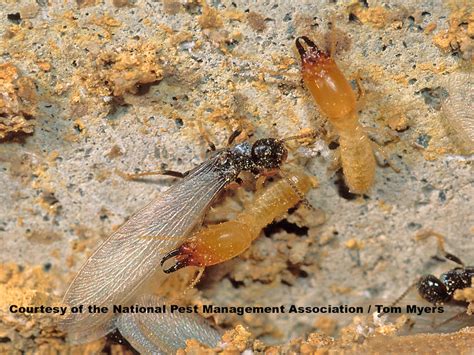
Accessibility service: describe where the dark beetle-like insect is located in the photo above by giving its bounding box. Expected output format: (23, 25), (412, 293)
(417, 254), (473, 306)
(385, 231), (473, 331)
(60, 133), (304, 344)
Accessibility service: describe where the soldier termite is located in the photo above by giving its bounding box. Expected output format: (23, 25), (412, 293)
(295, 36), (377, 195)
(60, 132), (314, 344)
(160, 169), (316, 273)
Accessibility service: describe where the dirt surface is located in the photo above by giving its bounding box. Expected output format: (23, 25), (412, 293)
(0, 0), (473, 353)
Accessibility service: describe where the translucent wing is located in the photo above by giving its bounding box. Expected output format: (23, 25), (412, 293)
(339, 294), (473, 336)
(442, 71), (474, 151)
(116, 294), (221, 354)
(387, 293), (474, 335)
(60, 154), (232, 343)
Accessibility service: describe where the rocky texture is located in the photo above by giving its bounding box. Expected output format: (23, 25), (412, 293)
(0, 63), (37, 141)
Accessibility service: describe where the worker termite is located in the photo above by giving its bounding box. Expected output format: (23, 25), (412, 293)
(160, 169), (316, 272)
(60, 132), (313, 344)
(295, 36), (377, 194)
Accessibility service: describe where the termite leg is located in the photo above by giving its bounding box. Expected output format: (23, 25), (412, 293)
(370, 141), (401, 173)
(118, 169), (188, 181)
(415, 230), (465, 266)
(364, 126), (400, 144)
(282, 128), (325, 144)
(197, 121), (217, 152)
(353, 71), (367, 111)
(378, 281), (418, 318)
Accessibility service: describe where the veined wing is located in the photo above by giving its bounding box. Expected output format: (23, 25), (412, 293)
(116, 294), (221, 354)
(60, 154), (233, 343)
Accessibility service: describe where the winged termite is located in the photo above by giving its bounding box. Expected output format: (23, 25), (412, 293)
(115, 294), (221, 353)
(320, 231), (473, 338)
(60, 133), (313, 343)
(373, 230), (474, 334)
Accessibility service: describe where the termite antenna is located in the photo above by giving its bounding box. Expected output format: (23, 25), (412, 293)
(415, 230), (465, 266)
(282, 129), (322, 143)
(188, 267), (205, 289)
(280, 170), (315, 211)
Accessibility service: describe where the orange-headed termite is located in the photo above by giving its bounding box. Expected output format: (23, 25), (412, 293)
(296, 36), (376, 194)
(60, 133), (310, 344)
(161, 170), (316, 272)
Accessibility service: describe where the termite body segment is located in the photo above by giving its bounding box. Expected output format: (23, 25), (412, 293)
(296, 36), (376, 194)
(162, 170), (315, 270)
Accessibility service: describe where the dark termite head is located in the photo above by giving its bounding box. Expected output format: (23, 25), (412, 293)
(228, 138), (288, 173)
(251, 138), (288, 170)
(417, 274), (450, 305)
(295, 36), (329, 65)
(440, 267), (473, 297)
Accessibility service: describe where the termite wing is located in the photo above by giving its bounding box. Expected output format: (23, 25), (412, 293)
(60, 137), (289, 343)
(115, 294), (222, 353)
